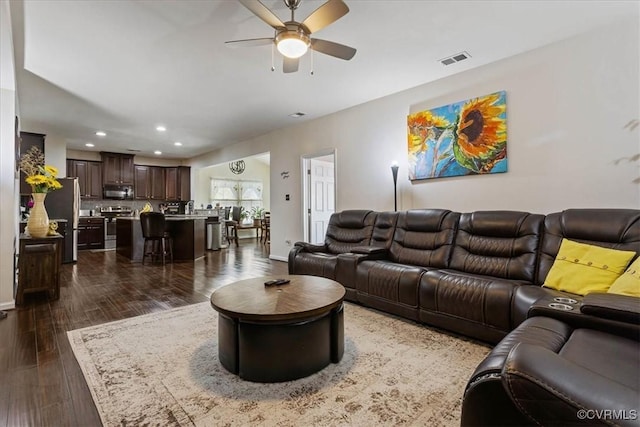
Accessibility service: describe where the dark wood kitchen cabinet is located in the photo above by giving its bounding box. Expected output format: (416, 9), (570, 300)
(67, 159), (102, 198)
(101, 152), (134, 185)
(78, 217), (105, 250)
(150, 166), (166, 200)
(134, 165), (165, 200)
(165, 166), (191, 201)
(134, 165), (150, 199)
(17, 234), (63, 305)
(19, 132), (46, 195)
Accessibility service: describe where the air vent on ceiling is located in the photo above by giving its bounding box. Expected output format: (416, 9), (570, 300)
(289, 112), (306, 118)
(127, 149), (141, 152)
(440, 51), (471, 66)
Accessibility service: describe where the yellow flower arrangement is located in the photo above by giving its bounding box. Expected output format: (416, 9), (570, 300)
(19, 146), (63, 193)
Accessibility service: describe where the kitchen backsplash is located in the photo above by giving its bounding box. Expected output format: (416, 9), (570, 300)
(80, 200), (164, 214)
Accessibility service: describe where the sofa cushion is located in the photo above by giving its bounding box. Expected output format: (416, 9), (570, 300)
(537, 209), (640, 285)
(388, 209), (459, 267)
(559, 328), (639, 390)
(355, 260), (426, 320)
(609, 257), (640, 297)
(420, 269), (529, 343)
(325, 210), (376, 254)
(450, 211), (544, 282)
(543, 238), (635, 295)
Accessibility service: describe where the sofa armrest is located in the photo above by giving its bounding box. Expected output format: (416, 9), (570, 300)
(336, 252), (385, 289)
(350, 246), (388, 256)
(288, 243), (327, 275)
(503, 343), (639, 427)
(293, 241), (327, 252)
(581, 293), (640, 324)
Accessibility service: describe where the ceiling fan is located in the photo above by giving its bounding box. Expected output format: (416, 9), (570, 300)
(226, 0), (357, 73)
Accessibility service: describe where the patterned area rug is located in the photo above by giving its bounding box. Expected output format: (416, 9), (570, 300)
(68, 302), (490, 426)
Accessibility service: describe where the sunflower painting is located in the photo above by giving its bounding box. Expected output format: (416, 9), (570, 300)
(407, 91), (507, 180)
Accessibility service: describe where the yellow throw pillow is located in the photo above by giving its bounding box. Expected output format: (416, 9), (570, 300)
(543, 239), (636, 296)
(608, 257), (640, 297)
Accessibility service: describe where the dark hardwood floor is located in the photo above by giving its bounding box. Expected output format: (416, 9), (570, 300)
(0, 239), (288, 426)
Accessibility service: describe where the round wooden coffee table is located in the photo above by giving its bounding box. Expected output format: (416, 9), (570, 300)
(210, 275), (345, 383)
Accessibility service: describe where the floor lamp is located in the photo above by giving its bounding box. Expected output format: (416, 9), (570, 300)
(391, 161), (399, 212)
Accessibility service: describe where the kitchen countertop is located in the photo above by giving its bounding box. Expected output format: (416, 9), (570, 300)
(116, 215), (209, 221)
(20, 218), (68, 223)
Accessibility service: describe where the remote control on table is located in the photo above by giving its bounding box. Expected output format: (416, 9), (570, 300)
(264, 279), (291, 286)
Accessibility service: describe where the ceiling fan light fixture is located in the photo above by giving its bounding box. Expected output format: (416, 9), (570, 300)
(276, 31), (310, 59)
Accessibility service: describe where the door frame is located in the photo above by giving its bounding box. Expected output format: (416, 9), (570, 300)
(301, 149), (337, 243)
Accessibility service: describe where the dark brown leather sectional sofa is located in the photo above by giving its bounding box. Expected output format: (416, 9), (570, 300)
(288, 208), (640, 426)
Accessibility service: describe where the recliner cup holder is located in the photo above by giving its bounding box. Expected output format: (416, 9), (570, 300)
(548, 302), (574, 311)
(553, 297), (578, 304)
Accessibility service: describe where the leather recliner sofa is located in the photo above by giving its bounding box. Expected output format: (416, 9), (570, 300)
(288, 209), (376, 282)
(461, 293), (639, 426)
(289, 207), (640, 425)
(290, 208), (639, 342)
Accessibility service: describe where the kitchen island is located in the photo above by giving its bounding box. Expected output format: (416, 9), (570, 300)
(116, 215), (206, 262)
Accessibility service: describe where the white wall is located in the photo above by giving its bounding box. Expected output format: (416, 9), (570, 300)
(0, 0), (18, 309)
(195, 156), (270, 211)
(189, 17), (640, 262)
(44, 134), (68, 175)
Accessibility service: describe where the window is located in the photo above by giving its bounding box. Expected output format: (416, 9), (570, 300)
(210, 178), (263, 222)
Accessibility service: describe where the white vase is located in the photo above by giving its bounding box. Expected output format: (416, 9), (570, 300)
(26, 193), (50, 238)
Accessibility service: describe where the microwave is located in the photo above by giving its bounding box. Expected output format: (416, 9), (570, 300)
(103, 185), (133, 200)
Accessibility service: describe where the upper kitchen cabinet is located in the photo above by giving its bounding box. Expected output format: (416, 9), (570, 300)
(165, 166), (191, 201)
(150, 166), (166, 200)
(134, 165), (150, 199)
(19, 132), (46, 195)
(134, 165), (166, 200)
(101, 152), (134, 185)
(67, 159), (102, 199)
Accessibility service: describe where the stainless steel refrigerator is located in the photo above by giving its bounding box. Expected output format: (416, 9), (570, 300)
(44, 177), (80, 263)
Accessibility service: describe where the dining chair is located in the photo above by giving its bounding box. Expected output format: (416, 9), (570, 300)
(261, 211), (271, 245)
(225, 206), (241, 246)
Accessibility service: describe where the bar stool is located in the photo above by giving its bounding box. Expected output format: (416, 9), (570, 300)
(140, 212), (173, 265)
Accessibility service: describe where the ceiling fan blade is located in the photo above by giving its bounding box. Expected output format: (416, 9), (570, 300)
(302, 0), (349, 34)
(283, 56), (299, 73)
(225, 37), (274, 48)
(310, 38), (356, 60)
(238, 0), (285, 29)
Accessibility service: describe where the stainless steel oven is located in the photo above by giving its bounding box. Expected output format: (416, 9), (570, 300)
(101, 206), (132, 249)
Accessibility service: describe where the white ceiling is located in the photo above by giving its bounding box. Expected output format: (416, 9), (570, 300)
(10, 0), (638, 159)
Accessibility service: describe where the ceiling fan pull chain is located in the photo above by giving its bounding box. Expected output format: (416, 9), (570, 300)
(310, 48), (314, 76)
(271, 43), (275, 72)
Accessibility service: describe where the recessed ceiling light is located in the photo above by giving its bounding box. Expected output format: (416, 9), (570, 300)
(289, 112), (306, 118)
(174, 141), (182, 146)
(154, 150), (162, 155)
(156, 126), (167, 132)
(95, 131), (106, 136)
(85, 143), (95, 147)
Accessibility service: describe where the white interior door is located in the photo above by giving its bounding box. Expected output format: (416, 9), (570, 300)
(304, 154), (336, 244)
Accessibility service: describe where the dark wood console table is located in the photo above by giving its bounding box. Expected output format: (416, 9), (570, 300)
(17, 234), (63, 305)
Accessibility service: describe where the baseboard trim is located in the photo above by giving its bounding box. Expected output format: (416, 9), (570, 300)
(269, 254), (288, 262)
(0, 300), (16, 310)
